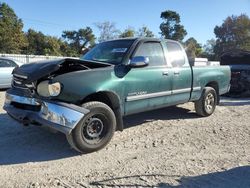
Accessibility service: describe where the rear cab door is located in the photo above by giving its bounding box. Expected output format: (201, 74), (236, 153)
(164, 41), (192, 104)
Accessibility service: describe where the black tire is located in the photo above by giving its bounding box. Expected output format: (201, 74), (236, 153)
(194, 87), (217, 117)
(67, 101), (116, 153)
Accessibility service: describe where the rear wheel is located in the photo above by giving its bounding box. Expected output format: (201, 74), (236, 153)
(67, 101), (116, 153)
(195, 87), (217, 117)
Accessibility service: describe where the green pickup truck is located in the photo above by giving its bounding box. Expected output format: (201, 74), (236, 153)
(4, 38), (231, 153)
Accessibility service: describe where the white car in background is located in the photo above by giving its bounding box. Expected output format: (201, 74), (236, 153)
(0, 58), (23, 89)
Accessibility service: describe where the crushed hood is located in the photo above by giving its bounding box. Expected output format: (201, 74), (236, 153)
(13, 58), (112, 82)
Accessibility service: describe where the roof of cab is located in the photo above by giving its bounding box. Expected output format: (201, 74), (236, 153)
(102, 37), (179, 44)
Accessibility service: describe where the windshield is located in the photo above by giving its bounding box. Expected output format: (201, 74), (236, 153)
(81, 40), (135, 64)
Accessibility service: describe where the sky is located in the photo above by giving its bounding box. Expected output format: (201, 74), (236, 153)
(3, 0), (250, 45)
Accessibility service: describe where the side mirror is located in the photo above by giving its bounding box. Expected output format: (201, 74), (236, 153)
(129, 56), (149, 68)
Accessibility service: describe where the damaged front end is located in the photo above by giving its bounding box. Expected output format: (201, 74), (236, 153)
(4, 90), (89, 134)
(4, 58), (111, 134)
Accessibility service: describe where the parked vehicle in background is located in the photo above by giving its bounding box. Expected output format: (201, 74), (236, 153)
(4, 38), (231, 153)
(0, 58), (23, 89)
(221, 50), (250, 97)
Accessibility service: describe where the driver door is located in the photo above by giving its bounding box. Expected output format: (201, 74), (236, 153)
(124, 41), (173, 115)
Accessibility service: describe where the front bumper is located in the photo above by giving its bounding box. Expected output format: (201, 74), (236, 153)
(3, 91), (89, 135)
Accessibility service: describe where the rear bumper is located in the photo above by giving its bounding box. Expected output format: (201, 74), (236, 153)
(3, 91), (89, 135)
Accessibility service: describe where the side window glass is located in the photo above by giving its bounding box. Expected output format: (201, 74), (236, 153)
(0, 60), (12, 67)
(0, 60), (3, 67)
(134, 42), (166, 66)
(9, 61), (17, 67)
(166, 42), (186, 67)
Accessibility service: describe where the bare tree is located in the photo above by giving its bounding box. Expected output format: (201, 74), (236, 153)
(95, 21), (120, 42)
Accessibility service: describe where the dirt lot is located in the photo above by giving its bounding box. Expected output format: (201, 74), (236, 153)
(0, 91), (250, 188)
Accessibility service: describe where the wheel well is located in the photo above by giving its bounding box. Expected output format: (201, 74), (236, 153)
(81, 91), (123, 131)
(205, 81), (220, 104)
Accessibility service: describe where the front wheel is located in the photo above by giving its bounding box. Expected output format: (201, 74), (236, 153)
(194, 87), (217, 117)
(67, 101), (116, 153)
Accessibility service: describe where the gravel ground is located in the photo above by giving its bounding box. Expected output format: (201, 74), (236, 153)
(0, 90), (250, 188)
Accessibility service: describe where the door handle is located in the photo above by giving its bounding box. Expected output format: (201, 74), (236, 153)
(174, 71), (180, 75)
(162, 71), (169, 76)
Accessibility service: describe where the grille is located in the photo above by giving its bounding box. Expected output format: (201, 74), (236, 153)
(12, 74), (34, 89)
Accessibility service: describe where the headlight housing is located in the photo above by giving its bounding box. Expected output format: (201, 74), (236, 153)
(48, 82), (61, 96)
(37, 81), (62, 97)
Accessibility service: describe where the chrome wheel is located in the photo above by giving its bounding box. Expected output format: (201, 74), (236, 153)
(195, 87), (217, 117)
(205, 93), (215, 113)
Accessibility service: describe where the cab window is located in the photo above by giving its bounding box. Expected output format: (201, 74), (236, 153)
(166, 42), (186, 67)
(134, 42), (166, 66)
(9, 60), (17, 67)
(0, 59), (12, 67)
